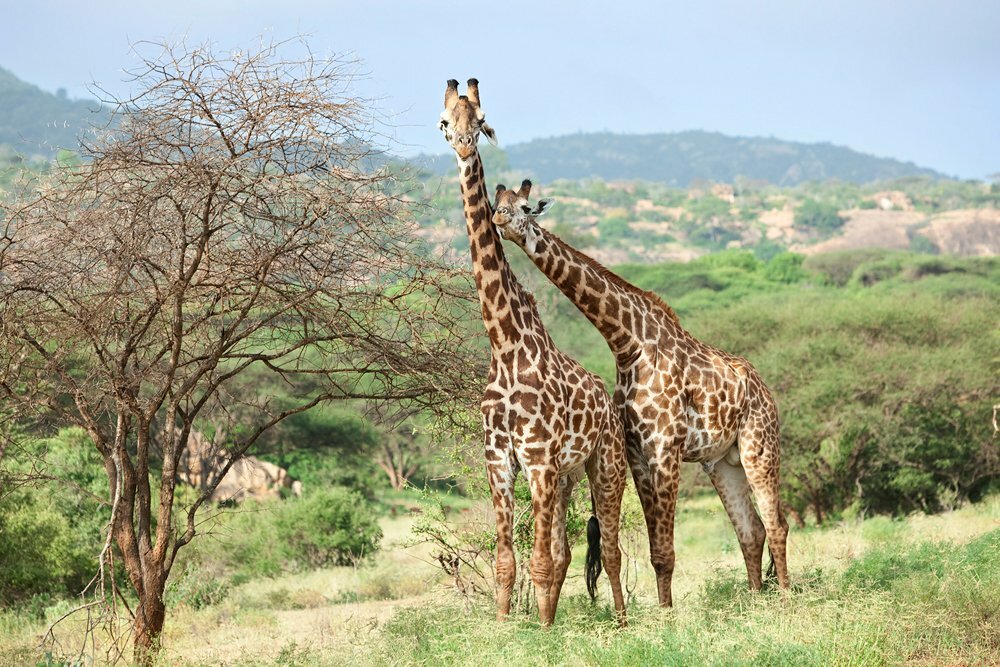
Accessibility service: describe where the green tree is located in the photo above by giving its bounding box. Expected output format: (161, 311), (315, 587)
(794, 198), (845, 233)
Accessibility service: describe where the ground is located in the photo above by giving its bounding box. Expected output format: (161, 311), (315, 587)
(3, 487), (998, 666)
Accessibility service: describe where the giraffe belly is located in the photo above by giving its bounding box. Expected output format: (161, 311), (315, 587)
(556, 432), (595, 476)
(681, 403), (740, 463)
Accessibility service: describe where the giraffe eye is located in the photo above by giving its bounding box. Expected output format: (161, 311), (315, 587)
(521, 206), (531, 214)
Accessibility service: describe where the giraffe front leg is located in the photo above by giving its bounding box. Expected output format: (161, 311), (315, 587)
(486, 441), (517, 620)
(525, 464), (558, 626)
(647, 441), (681, 608)
(547, 474), (576, 622)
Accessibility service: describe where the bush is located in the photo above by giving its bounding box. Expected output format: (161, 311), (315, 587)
(0, 494), (80, 604)
(280, 488), (383, 568)
(0, 428), (112, 605)
(166, 562), (231, 610)
(762, 252), (807, 283)
(794, 198), (845, 233)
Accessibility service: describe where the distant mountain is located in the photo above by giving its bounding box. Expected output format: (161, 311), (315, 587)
(414, 131), (947, 186)
(0, 66), (105, 157)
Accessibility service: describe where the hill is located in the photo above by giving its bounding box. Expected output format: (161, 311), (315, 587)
(0, 66), (104, 158)
(415, 130), (947, 186)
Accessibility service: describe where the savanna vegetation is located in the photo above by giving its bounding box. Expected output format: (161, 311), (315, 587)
(1, 40), (998, 667)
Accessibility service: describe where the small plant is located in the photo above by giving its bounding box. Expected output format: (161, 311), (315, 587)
(166, 565), (229, 610)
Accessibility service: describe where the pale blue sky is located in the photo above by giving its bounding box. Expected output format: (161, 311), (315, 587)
(4, 0), (998, 178)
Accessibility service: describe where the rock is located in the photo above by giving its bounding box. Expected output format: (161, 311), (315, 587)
(176, 429), (302, 503)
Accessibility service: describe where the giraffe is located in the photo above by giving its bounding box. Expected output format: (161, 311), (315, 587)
(438, 80), (629, 625)
(492, 181), (790, 606)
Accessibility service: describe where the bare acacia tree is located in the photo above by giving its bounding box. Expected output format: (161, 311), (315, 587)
(0, 40), (481, 664)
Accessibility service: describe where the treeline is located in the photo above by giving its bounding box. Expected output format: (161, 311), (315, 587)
(417, 163), (1000, 259)
(413, 130), (946, 186)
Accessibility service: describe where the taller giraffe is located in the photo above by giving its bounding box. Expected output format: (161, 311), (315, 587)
(438, 80), (629, 625)
(492, 181), (789, 606)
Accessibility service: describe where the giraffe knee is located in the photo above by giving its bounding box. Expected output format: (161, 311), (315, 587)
(496, 556), (516, 589)
(650, 549), (675, 578)
(531, 559), (554, 589)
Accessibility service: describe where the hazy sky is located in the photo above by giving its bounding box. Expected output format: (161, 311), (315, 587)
(3, 0), (998, 178)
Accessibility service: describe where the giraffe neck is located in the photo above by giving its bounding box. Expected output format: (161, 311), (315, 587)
(514, 221), (684, 359)
(455, 151), (546, 355)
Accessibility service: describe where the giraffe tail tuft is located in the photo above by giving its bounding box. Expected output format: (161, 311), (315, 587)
(585, 514), (603, 603)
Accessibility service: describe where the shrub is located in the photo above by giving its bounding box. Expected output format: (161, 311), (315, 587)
(166, 563), (231, 610)
(0, 494), (79, 604)
(762, 252), (807, 283)
(279, 488), (383, 568)
(794, 198), (845, 233)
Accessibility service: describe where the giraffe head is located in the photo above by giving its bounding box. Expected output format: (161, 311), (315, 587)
(439, 78), (497, 159)
(492, 180), (554, 252)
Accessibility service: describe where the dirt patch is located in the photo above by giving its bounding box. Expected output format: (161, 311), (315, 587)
(795, 209), (926, 255)
(759, 207), (795, 241)
(922, 208), (1000, 255)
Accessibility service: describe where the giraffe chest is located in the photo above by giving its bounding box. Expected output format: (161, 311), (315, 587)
(481, 373), (601, 475)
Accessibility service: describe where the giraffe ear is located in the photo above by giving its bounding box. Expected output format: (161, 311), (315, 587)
(533, 198), (555, 217)
(481, 121), (498, 146)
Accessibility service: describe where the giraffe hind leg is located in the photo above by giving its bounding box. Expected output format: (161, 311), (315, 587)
(586, 442), (628, 625)
(706, 456), (766, 590)
(740, 424), (790, 590)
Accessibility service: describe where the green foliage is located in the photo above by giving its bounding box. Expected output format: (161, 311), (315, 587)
(0, 428), (110, 605)
(596, 212), (631, 242)
(0, 492), (81, 604)
(280, 488), (383, 568)
(762, 252), (807, 283)
(181, 488), (383, 580)
(794, 198), (845, 233)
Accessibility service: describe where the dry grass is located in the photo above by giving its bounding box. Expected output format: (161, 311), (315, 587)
(3, 492), (998, 666)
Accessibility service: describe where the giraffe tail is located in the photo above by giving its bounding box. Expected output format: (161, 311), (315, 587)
(585, 493), (603, 603)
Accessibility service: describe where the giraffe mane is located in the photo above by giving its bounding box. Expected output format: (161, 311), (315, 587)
(544, 229), (681, 325)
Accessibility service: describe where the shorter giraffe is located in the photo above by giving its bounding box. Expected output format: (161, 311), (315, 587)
(494, 181), (790, 605)
(439, 79), (629, 625)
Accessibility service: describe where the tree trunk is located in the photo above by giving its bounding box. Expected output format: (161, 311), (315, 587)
(133, 585), (167, 667)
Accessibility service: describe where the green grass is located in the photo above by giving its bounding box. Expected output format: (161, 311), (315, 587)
(6, 492), (998, 666)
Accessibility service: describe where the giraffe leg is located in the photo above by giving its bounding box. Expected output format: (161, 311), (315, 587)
(486, 443), (518, 619)
(625, 435), (671, 605)
(647, 447), (681, 607)
(706, 456), (767, 590)
(547, 474), (577, 621)
(587, 440), (628, 625)
(525, 463), (558, 626)
(740, 424), (790, 590)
